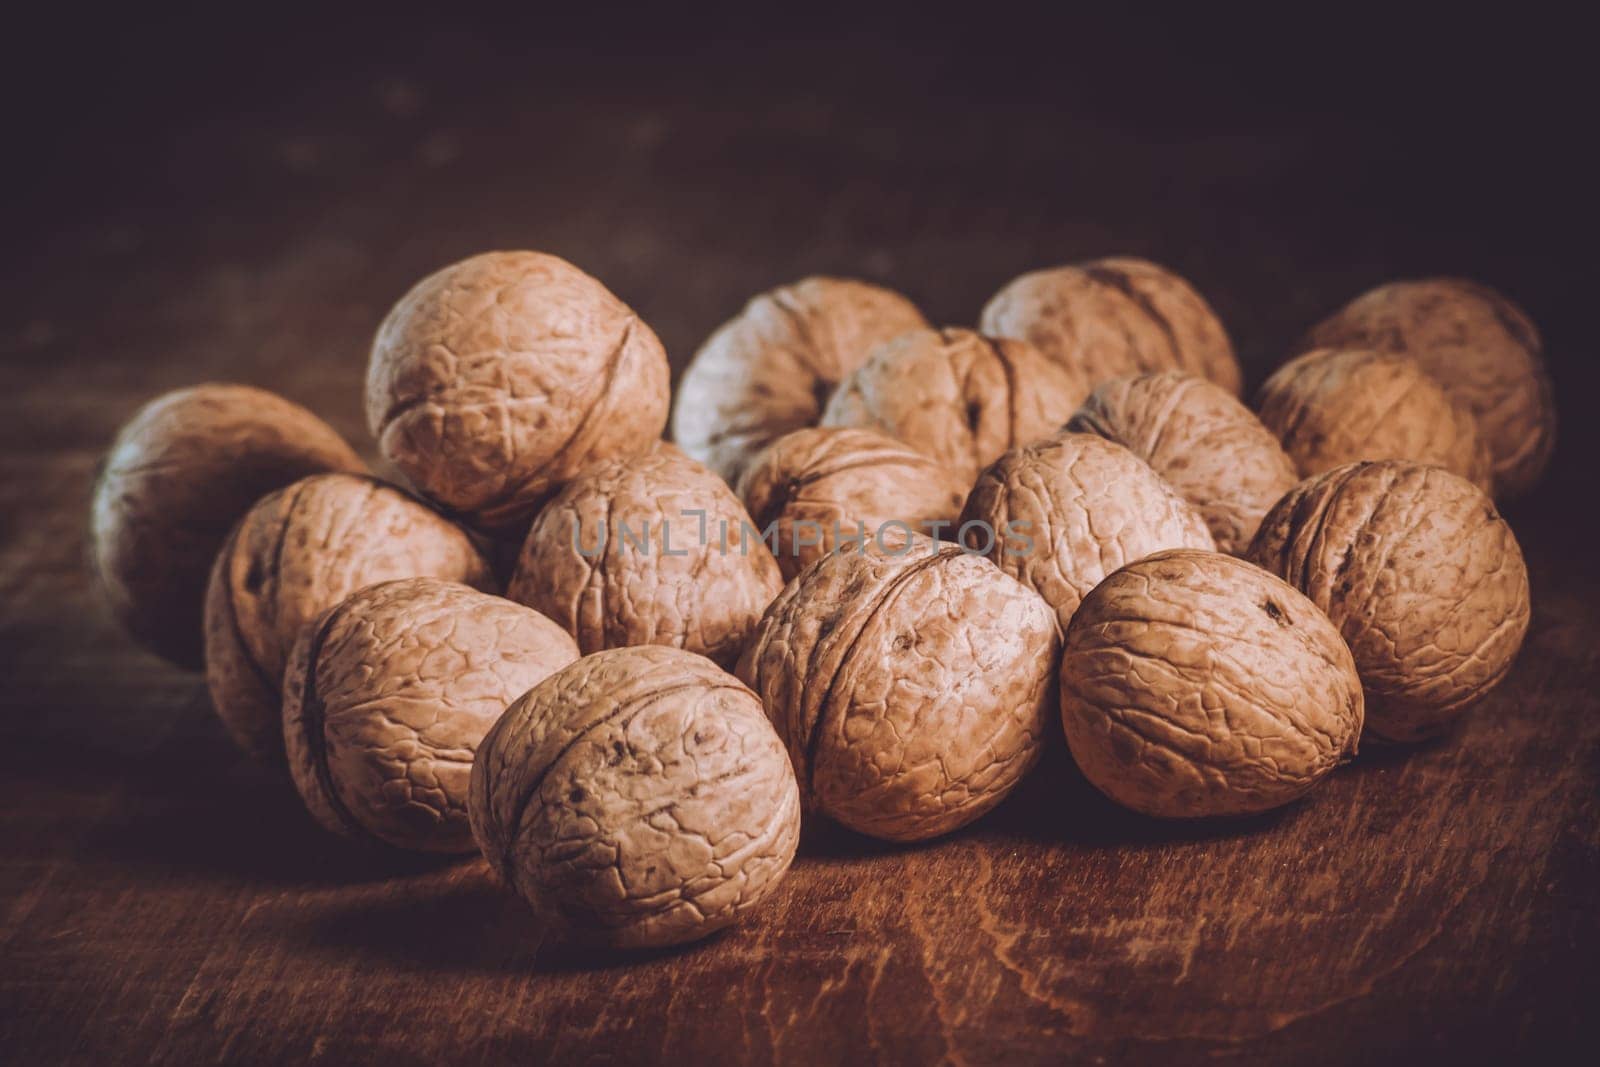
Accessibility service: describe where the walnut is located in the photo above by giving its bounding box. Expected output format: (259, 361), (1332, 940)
(1067, 372), (1298, 555)
(1256, 347), (1492, 491)
(980, 256), (1241, 394)
(1248, 460), (1530, 743)
(89, 384), (365, 669)
(960, 432), (1215, 632)
(282, 578), (577, 852)
(1061, 549), (1364, 817)
(365, 251), (671, 533)
(204, 473), (493, 759)
(469, 645), (800, 949)
(735, 427), (969, 580)
(507, 443), (783, 669)
(738, 537), (1058, 841)
(1302, 278), (1556, 498)
(820, 326), (1093, 486)
(671, 277), (927, 484)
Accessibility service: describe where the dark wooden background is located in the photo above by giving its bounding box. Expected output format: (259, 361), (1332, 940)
(3, 10), (1595, 1065)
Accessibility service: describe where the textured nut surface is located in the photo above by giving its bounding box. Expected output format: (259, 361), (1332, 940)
(1248, 461), (1530, 742)
(1068, 372), (1298, 555)
(1256, 347), (1492, 490)
(1302, 278), (1555, 497)
(980, 256), (1241, 394)
(736, 427), (969, 580)
(821, 326), (1093, 485)
(204, 473), (493, 759)
(507, 443), (782, 668)
(738, 537), (1058, 842)
(1062, 549), (1363, 817)
(671, 277), (927, 483)
(365, 251), (670, 532)
(961, 432), (1215, 632)
(469, 646), (800, 949)
(283, 579), (578, 852)
(89, 384), (365, 669)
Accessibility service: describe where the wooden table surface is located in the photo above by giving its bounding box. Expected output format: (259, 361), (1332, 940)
(3, 13), (1594, 1065)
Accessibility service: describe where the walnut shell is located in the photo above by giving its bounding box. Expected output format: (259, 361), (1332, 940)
(507, 443), (783, 668)
(469, 645), (801, 949)
(820, 326), (1093, 486)
(1302, 278), (1555, 498)
(980, 256), (1241, 394)
(365, 251), (671, 533)
(671, 277), (927, 484)
(1256, 347), (1492, 491)
(204, 473), (493, 759)
(282, 579), (578, 852)
(1061, 549), (1364, 818)
(1248, 461), (1530, 743)
(735, 427), (969, 581)
(738, 537), (1058, 842)
(960, 432), (1216, 632)
(89, 384), (365, 669)
(1067, 372), (1298, 555)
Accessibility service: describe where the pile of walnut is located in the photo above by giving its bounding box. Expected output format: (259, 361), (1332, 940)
(91, 251), (1548, 949)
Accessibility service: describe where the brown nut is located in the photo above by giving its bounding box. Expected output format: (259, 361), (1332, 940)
(736, 427), (969, 581)
(960, 432), (1215, 633)
(1301, 278), (1555, 498)
(507, 443), (783, 668)
(469, 645), (801, 949)
(820, 326), (1093, 486)
(1256, 347), (1492, 491)
(1067, 372), (1299, 556)
(283, 579), (578, 852)
(89, 384), (365, 669)
(738, 537), (1058, 842)
(980, 256), (1241, 394)
(1061, 549), (1364, 818)
(1248, 461), (1530, 743)
(204, 473), (493, 759)
(671, 277), (927, 484)
(365, 251), (670, 533)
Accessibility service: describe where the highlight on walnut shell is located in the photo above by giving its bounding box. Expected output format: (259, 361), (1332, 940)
(469, 645), (801, 950)
(282, 578), (578, 853)
(507, 443), (783, 669)
(1248, 461), (1530, 743)
(1066, 372), (1298, 555)
(738, 536), (1059, 842)
(1256, 347), (1492, 491)
(980, 256), (1241, 394)
(1301, 277), (1555, 498)
(821, 326), (1093, 486)
(365, 250), (671, 533)
(736, 426), (969, 581)
(89, 383), (366, 669)
(1061, 549), (1364, 818)
(671, 276), (927, 484)
(960, 432), (1215, 633)
(204, 473), (493, 759)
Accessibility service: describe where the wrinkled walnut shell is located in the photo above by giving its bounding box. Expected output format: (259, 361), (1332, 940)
(980, 256), (1241, 394)
(672, 277), (927, 484)
(89, 384), (365, 669)
(204, 473), (493, 759)
(821, 326), (1093, 485)
(507, 443), (783, 668)
(470, 645), (801, 949)
(1248, 461), (1530, 743)
(1062, 549), (1364, 818)
(739, 537), (1058, 841)
(366, 251), (671, 532)
(283, 578), (578, 852)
